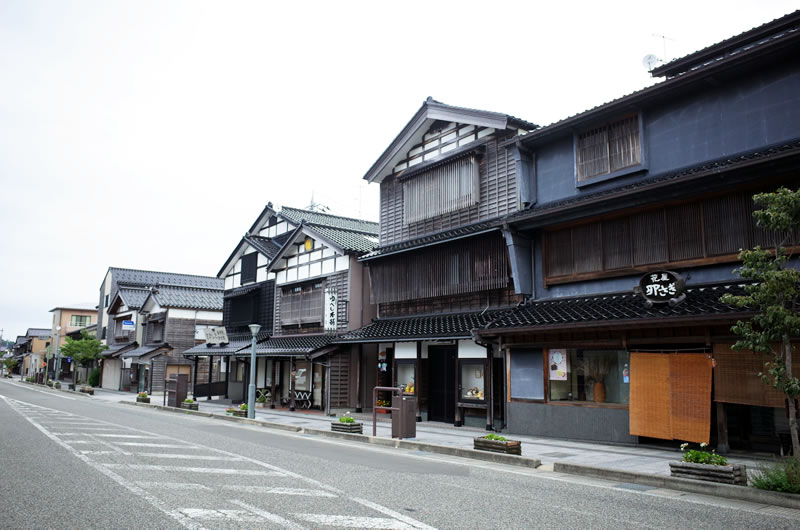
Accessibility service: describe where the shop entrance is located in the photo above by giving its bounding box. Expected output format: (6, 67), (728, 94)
(428, 346), (456, 423)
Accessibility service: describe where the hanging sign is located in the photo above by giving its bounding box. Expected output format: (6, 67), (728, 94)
(549, 349), (567, 381)
(204, 326), (229, 345)
(122, 320), (135, 331)
(635, 270), (685, 305)
(324, 288), (337, 332)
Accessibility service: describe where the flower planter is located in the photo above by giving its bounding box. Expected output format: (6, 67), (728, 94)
(233, 410), (247, 418)
(473, 436), (522, 455)
(256, 402), (269, 408)
(181, 402), (199, 411)
(136, 397), (151, 404)
(669, 461), (747, 485)
(331, 422), (363, 434)
(79, 387), (94, 395)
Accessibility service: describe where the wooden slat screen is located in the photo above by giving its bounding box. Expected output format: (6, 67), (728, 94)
(370, 232), (509, 304)
(543, 187), (796, 284)
(712, 343), (800, 408)
(577, 114), (641, 181)
(403, 156), (480, 224)
(630, 353), (712, 443)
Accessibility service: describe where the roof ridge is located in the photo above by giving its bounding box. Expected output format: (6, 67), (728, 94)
(280, 206), (379, 226)
(109, 266), (219, 281)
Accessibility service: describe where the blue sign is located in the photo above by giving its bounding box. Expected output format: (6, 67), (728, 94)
(66, 357), (72, 363)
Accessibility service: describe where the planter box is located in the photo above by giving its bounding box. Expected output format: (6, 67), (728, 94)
(233, 410), (247, 417)
(136, 397), (151, 404)
(181, 402), (199, 411)
(473, 437), (522, 455)
(80, 387), (94, 395)
(669, 461), (748, 485)
(256, 402), (269, 408)
(331, 422), (363, 434)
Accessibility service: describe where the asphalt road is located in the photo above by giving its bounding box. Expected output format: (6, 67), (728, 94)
(1, 379), (798, 529)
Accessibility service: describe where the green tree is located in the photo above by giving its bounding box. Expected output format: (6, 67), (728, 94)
(3, 358), (18, 374)
(721, 187), (800, 457)
(59, 330), (108, 386)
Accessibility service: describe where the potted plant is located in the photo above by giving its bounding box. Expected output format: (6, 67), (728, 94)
(256, 394), (268, 408)
(669, 443), (747, 485)
(181, 398), (198, 411)
(474, 433), (522, 455)
(331, 413), (363, 434)
(79, 385), (94, 395)
(225, 407), (236, 416)
(46, 379), (53, 387)
(233, 403), (248, 417)
(376, 398), (391, 414)
(54, 381), (61, 389)
(136, 392), (150, 404)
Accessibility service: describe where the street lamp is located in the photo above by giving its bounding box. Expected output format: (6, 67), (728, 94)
(247, 324), (261, 419)
(54, 325), (61, 381)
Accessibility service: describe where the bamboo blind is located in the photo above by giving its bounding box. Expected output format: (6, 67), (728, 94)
(629, 353), (712, 443)
(577, 114), (640, 181)
(712, 343), (800, 408)
(403, 156), (479, 224)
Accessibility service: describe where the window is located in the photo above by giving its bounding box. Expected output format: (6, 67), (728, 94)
(230, 294), (256, 326)
(403, 155), (479, 224)
(576, 114), (641, 182)
(240, 253), (258, 284)
(101, 326), (107, 340)
(104, 294), (109, 307)
(549, 349), (629, 404)
(281, 282), (323, 326)
(147, 321), (164, 343)
(70, 315), (91, 327)
(510, 349), (544, 400)
(460, 361), (486, 401)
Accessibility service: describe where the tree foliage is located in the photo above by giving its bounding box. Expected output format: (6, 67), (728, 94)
(721, 187), (800, 455)
(59, 330), (108, 368)
(2, 358), (18, 372)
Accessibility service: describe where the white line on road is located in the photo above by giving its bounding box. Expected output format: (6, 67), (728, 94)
(0, 381), (76, 400)
(222, 485), (336, 497)
(136, 482), (212, 491)
(228, 500), (303, 528)
(132, 453), (243, 461)
(351, 497), (437, 530)
(113, 442), (206, 449)
(178, 508), (263, 523)
(293, 513), (415, 529)
(90, 434), (162, 438)
(102, 463), (285, 476)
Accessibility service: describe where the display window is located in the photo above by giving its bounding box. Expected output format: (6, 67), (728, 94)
(396, 360), (415, 394)
(548, 349), (629, 404)
(460, 360), (485, 401)
(294, 361), (310, 391)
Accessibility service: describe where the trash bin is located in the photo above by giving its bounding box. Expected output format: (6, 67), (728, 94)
(391, 394), (416, 439)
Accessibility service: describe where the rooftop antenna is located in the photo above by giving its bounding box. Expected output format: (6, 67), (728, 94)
(306, 191), (330, 213)
(642, 53), (661, 72)
(652, 33), (674, 62)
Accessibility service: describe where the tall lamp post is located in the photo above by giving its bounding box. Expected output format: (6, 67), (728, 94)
(247, 324), (261, 419)
(54, 325), (61, 381)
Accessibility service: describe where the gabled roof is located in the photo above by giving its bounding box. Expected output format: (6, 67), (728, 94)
(216, 203), (280, 278)
(121, 344), (170, 361)
(360, 220), (500, 261)
(334, 310), (508, 343)
(363, 97), (537, 184)
(145, 285), (223, 311)
(26, 328), (51, 338)
(279, 207), (379, 235)
(117, 288), (150, 310)
(652, 10), (800, 78)
(49, 302), (96, 312)
(275, 207), (379, 256)
(480, 282), (753, 334)
(183, 332), (268, 356)
(245, 235), (282, 259)
(110, 267), (222, 290)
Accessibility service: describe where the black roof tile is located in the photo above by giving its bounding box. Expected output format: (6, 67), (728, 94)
(334, 310), (508, 343)
(252, 334), (333, 356)
(111, 267), (223, 290)
(150, 286), (223, 311)
(360, 221), (500, 260)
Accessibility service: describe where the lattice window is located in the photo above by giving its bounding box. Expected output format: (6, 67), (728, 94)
(403, 156), (479, 224)
(577, 114), (641, 181)
(281, 282), (324, 326)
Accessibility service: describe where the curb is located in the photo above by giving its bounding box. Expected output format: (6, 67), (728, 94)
(121, 401), (541, 469)
(19, 380), (91, 398)
(553, 462), (800, 510)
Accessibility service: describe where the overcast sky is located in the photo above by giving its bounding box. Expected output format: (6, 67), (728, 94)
(1, 1), (797, 339)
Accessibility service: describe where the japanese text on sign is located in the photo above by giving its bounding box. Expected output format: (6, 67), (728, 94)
(324, 288), (337, 331)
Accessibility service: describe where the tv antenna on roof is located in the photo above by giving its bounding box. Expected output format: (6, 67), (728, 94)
(652, 33), (674, 62)
(642, 54), (661, 72)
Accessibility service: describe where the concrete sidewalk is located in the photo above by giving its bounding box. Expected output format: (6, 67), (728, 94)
(89, 386), (766, 477)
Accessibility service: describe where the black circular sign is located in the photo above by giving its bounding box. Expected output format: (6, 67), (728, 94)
(638, 270), (685, 303)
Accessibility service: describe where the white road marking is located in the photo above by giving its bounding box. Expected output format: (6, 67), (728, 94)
(136, 482), (213, 491)
(351, 498), (437, 530)
(62, 440), (92, 444)
(0, 397), (205, 530)
(86, 433), (132, 455)
(133, 453), (243, 461)
(102, 463), (285, 476)
(293, 513), (414, 529)
(229, 500), (303, 528)
(0, 381), (76, 400)
(222, 485), (336, 497)
(113, 442), (205, 449)
(79, 450), (119, 455)
(178, 508), (262, 522)
(90, 434), (162, 439)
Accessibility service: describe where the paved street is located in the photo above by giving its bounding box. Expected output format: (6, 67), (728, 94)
(2, 379), (799, 529)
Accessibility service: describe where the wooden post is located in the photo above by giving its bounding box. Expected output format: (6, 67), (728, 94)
(270, 359), (277, 409)
(485, 345), (493, 431)
(355, 345), (362, 413)
(224, 355), (230, 398)
(415, 342), (422, 422)
(207, 355), (213, 400)
(454, 353), (462, 427)
(289, 357), (296, 411)
(716, 402), (730, 454)
(193, 356), (199, 400)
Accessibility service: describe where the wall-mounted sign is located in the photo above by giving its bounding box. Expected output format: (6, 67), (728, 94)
(324, 288), (337, 332)
(204, 326), (229, 345)
(122, 320), (135, 331)
(635, 270), (685, 306)
(549, 349), (567, 381)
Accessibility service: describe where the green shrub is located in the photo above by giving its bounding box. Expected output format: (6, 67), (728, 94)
(680, 443), (728, 466)
(339, 416), (356, 423)
(88, 367), (101, 387)
(183, 398), (194, 404)
(239, 403), (248, 411)
(484, 433), (507, 442)
(751, 457), (800, 494)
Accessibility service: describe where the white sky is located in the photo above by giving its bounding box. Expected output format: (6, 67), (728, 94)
(1, 0), (797, 339)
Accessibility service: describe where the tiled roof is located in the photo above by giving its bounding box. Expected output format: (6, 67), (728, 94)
(26, 328), (51, 338)
(306, 225), (378, 254)
(121, 344), (169, 360)
(245, 235), (282, 260)
(508, 137), (800, 226)
(361, 221), (500, 260)
(483, 283), (753, 332)
(334, 310), (508, 343)
(151, 286), (223, 311)
(279, 207), (379, 235)
(183, 332), (261, 355)
(102, 343), (137, 358)
(253, 334), (334, 356)
(118, 288), (150, 310)
(111, 267), (223, 290)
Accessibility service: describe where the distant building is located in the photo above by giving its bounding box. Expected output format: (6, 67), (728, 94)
(49, 302), (96, 379)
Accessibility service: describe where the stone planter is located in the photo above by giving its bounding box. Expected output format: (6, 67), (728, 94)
(136, 397), (151, 404)
(181, 402), (199, 411)
(473, 436), (522, 455)
(669, 461), (747, 485)
(54, 382), (61, 389)
(331, 421), (363, 434)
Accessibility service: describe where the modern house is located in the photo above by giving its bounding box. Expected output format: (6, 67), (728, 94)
(15, 328), (51, 380)
(97, 267), (223, 393)
(48, 302), (96, 380)
(472, 10), (800, 452)
(185, 204), (378, 411)
(335, 98), (537, 427)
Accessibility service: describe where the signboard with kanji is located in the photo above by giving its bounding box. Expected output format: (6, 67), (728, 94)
(203, 326), (229, 345)
(637, 270), (685, 304)
(324, 288), (337, 332)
